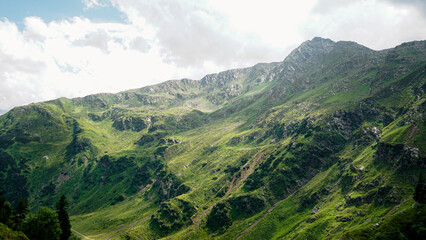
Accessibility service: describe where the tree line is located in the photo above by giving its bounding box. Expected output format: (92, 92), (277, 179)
(0, 193), (74, 240)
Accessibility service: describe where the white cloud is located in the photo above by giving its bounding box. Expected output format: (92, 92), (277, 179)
(305, 0), (426, 49)
(82, 0), (109, 10)
(384, 0), (426, 16)
(0, 17), (183, 111)
(205, 0), (317, 49)
(110, 0), (277, 68)
(0, 0), (425, 113)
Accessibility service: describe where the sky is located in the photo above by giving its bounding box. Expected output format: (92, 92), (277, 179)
(0, 0), (425, 114)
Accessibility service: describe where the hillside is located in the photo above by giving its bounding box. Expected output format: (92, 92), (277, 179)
(0, 37), (425, 239)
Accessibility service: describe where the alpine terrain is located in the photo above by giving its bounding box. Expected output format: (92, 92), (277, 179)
(0, 37), (425, 239)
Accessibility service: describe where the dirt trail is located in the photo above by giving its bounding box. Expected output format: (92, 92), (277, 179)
(235, 193), (294, 240)
(72, 228), (94, 240)
(192, 151), (265, 228)
(105, 216), (150, 240)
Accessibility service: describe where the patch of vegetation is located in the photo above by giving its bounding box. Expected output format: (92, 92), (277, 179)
(206, 202), (232, 232)
(227, 195), (265, 219)
(342, 204), (426, 240)
(150, 199), (195, 234)
(0, 193), (76, 240)
(0, 38), (425, 240)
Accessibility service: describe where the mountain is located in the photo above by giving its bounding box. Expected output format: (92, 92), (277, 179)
(0, 37), (425, 239)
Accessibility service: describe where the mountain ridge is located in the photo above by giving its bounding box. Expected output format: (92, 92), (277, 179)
(5, 37), (421, 114)
(0, 37), (425, 240)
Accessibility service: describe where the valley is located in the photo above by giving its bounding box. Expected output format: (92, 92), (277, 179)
(0, 37), (425, 239)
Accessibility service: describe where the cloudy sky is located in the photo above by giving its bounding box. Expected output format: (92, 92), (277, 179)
(0, 0), (425, 113)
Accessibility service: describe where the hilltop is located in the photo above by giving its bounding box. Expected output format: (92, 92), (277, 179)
(0, 37), (425, 239)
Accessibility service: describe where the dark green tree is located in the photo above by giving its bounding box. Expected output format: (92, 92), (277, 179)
(206, 202), (232, 232)
(414, 173), (425, 203)
(23, 207), (61, 240)
(0, 193), (12, 225)
(56, 195), (71, 240)
(11, 198), (29, 230)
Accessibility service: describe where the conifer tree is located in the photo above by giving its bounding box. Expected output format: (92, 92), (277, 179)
(414, 173), (425, 203)
(12, 198), (29, 230)
(0, 193), (12, 224)
(56, 195), (71, 240)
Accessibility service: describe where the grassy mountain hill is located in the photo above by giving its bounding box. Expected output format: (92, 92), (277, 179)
(0, 37), (425, 239)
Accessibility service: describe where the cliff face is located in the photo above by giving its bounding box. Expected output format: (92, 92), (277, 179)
(0, 38), (425, 239)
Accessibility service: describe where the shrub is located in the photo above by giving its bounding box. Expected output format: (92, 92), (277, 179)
(206, 202), (232, 232)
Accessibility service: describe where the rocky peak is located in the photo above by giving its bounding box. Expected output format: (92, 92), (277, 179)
(200, 68), (251, 88)
(266, 37), (336, 84)
(284, 37), (336, 64)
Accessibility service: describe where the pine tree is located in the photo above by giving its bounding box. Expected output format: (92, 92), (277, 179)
(12, 198), (29, 230)
(414, 173), (425, 203)
(56, 195), (71, 240)
(0, 193), (12, 225)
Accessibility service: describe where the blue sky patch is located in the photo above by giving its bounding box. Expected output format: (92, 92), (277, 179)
(0, 0), (125, 28)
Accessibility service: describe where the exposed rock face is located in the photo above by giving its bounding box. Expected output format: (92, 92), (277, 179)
(112, 116), (148, 131)
(374, 142), (423, 169)
(150, 171), (190, 203)
(330, 110), (363, 139)
(0, 37), (425, 239)
(266, 40), (334, 100)
(353, 126), (381, 146)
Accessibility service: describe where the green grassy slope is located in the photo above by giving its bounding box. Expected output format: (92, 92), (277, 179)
(0, 38), (425, 239)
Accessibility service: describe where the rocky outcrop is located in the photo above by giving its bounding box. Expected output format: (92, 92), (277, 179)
(150, 171), (190, 203)
(112, 116), (148, 131)
(329, 110), (363, 139)
(374, 142), (423, 169)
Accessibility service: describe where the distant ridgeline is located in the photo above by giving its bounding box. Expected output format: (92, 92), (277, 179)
(0, 37), (425, 239)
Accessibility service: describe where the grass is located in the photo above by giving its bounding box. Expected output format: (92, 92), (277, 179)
(71, 195), (157, 238)
(1, 39), (425, 239)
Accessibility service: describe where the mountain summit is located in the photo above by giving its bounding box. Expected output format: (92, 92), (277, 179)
(0, 38), (425, 239)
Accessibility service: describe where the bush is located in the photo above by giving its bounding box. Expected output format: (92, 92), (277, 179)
(150, 199), (195, 234)
(206, 202), (232, 232)
(0, 223), (29, 240)
(23, 207), (61, 240)
(228, 195), (265, 218)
